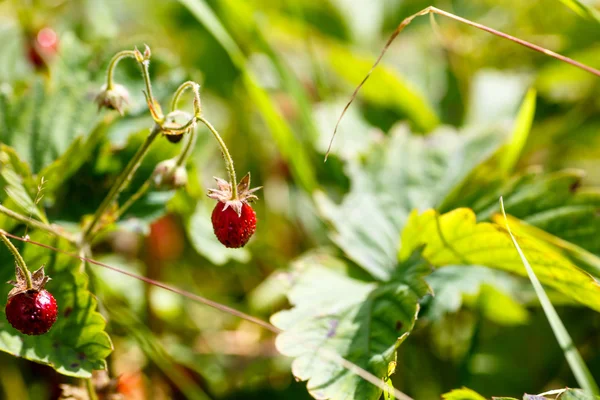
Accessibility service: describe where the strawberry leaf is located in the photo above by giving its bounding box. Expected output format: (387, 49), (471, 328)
(399, 208), (600, 312)
(271, 250), (430, 400)
(316, 125), (505, 280)
(442, 169), (600, 257)
(0, 233), (112, 377)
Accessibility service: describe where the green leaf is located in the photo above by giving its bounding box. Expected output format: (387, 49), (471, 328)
(445, 169), (600, 257)
(0, 234), (112, 377)
(557, 0), (600, 23)
(271, 251), (430, 400)
(316, 125), (505, 280)
(186, 200), (250, 265)
(558, 388), (600, 399)
(327, 45), (439, 132)
(0, 146), (47, 224)
(442, 387), (487, 400)
(424, 266), (529, 324)
(498, 88), (536, 174)
(500, 198), (599, 395)
(0, 79), (101, 174)
(399, 208), (600, 312)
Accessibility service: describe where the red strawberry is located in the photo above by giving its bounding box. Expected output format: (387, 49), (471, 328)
(5, 266), (57, 335)
(208, 173), (261, 248)
(6, 289), (57, 335)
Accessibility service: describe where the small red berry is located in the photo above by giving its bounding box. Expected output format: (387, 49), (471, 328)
(6, 289), (58, 335)
(212, 202), (257, 248)
(208, 173), (262, 248)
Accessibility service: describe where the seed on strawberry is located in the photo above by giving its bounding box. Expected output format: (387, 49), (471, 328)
(208, 173), (262, 248)
(6, 289), (58, 335)
(5, 265), (57, 335)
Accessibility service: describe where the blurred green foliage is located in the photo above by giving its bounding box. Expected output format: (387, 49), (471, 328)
(0, 0), (600, 399)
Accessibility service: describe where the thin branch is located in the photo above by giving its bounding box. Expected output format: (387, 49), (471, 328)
(326, 6), (600, 160)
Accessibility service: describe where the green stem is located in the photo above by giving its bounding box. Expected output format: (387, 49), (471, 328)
(171, 81), (201, 114)
(85, 378), (99, 400)
(0, 231), (32, 289)
(0, 204), (76, 243)
(141, 59), (156, 105)
(115, 178), (152, 220)
(84, 124), (162, 241)
(197, 116), (238, 199)
(106, 50), (136, 91)
(176, 127), (197, 167)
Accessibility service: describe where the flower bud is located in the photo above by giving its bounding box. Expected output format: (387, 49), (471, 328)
(162, 111), (194, 143)
(95, 83), (130, 115)
(152, 159), (187, 189)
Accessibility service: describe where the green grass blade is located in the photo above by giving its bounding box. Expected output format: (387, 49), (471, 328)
(558, 0), (600, 23)
(500, 196), (599, 396)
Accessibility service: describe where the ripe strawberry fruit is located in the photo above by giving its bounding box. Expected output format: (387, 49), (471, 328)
(6, 289), (57, 335)
(5, 266), (57, 335)
(208, 173), (261, 248)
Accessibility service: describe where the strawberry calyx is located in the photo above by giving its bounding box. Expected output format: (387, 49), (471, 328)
(7, 265), (51, 299)
(207, 173), (262, 217)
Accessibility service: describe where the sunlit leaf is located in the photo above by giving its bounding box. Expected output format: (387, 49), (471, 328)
(316, 124), (505, 280)
(442, 387), (487, 400)
(399, 208), (600, 312)
(272, 251), (430, 400)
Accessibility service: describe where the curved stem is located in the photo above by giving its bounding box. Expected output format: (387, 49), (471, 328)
(0, 231), (32, 289)
(171, 81), (201, 114)
(197, 116), (238, 199)
(106, 50), (136, 91)
(83, 124), (162, 241)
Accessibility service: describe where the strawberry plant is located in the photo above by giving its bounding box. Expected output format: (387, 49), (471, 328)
(1, 1), (600, 399)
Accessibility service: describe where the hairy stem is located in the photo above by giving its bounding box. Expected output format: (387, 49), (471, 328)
(326, 6), (600, 160)
(176, 127), (197, 167)
(0, 231), (32, 289)
(197, 116), (238, 198)
(171, 81), (202, 115)
(105, 50), (136, 91)
(83, 124), (162, 241)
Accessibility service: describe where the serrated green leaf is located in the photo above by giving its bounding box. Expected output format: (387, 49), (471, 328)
(442, 387), (487, 400)
(316, 125), (505, 280)
(0, 233), (112, 377)
(0, 78), (101, 175)
(271, 251), (430, 400)
(445, 169), (600, 257)
(399, 208), (600, 312)
(0, 146), (47, 223)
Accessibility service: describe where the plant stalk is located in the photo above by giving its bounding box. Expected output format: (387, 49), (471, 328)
(0, 231), (32, 289)
(197, 116), (238, 198)
(105, 50), (136, 91)
(83, 124), (162, 241)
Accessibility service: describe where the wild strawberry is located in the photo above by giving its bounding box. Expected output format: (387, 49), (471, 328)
(26, 27), (59, 70)
(5, 266), (57, 335)
(208, 173), (261, 248)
